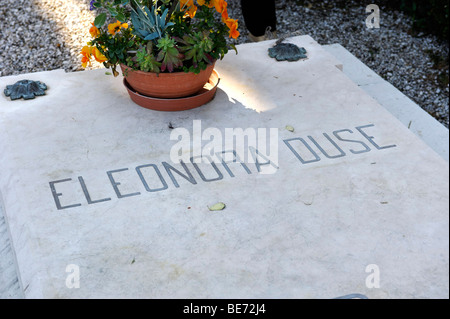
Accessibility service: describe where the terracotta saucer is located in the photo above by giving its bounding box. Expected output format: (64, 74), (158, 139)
(123, 70), (220, 112)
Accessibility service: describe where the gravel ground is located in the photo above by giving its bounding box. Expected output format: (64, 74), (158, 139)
(0, 0), (448, 127)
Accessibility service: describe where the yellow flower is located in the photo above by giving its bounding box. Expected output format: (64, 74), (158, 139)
(89, 23), (100, 38)
(92, 47), (107, 63)
(108, 20), (127, 35)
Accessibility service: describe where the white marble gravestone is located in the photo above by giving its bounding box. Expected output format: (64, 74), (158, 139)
(0, 36), (448, 299)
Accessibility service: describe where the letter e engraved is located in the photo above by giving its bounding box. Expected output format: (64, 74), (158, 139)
(65, 264), (80, 289)
(366, 4), (380, 29)
(365, 264), (380, 288)
(49, 179), (82, 210)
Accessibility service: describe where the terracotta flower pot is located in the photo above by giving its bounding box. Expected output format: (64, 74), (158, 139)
(120, 63), (216, 98)
(123, 70), (220, 112)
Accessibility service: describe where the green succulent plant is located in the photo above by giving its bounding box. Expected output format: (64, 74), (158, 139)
(156, 35), (184, 72)
(134, 43), (161, 72)
(178, 31), (214, 71)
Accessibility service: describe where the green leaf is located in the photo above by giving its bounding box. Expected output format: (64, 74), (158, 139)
(116, 12), (126, 22)
(94, 13), (107, 28)
(208, 202), (226, 211)
(230, 43), (238, 55)
(109, 7), (118, 16)
(285, 125), (295, 132)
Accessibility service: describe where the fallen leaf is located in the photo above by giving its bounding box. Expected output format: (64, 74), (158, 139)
(285, 125), (295, 132)
(208, 202), (226, 211)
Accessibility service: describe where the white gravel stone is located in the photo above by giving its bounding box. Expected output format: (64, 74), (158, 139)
(0, 0), (448, 127)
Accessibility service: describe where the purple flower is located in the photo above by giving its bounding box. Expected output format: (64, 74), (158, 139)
(89, 0), (96, 11)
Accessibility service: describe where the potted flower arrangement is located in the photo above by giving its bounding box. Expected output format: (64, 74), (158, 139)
(80, 0), (239, 109)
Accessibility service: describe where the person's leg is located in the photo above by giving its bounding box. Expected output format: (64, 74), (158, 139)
(240, 0), (277, 40)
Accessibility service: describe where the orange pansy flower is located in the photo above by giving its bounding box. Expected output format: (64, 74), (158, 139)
(80, 46), (92, 68)
(108, 20), (127, 35)
(81, 45), (107, 67)
(214, 0), (227, 14)
(226, 18), (239, 39)
(89, 23), (100, 38)
(221, 7), (229, 21)
(197, 0), (215, 8)
(180, 0), (197, 18)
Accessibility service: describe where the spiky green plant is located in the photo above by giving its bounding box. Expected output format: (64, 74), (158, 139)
(130, 0), (174, 41)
